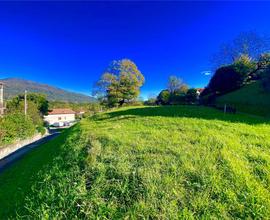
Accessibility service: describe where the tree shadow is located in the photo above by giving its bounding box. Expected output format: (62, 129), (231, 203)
(94, 106), (270, 125)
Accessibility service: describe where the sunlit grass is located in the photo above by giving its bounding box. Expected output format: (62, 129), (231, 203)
(77, 106), (270, 218)
(1, 105), (270, 218)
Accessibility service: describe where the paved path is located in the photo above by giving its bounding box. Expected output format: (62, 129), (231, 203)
(0, 132), (60, 173)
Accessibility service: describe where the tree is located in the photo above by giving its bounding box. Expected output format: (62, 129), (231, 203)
(7, 93), (49, 115)
(186, 88), (198, 103)
(156, 90), (170, 105)
(94, 59), (145, 107)
(167, 76), (187, 94)
(211, 31), (270, 68)
(203, 54), (260, 97)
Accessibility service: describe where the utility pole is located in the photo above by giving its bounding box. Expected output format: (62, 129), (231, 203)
(24, 90), (27, 116)
(0, 82), (4, 116)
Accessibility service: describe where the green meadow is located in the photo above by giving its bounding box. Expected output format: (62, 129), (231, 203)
(1, 106), (270, 219)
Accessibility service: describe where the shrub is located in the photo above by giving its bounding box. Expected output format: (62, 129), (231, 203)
(144, 98), (157, 106)
(156, 90), (170, 105)
(0, 113), (36, 145)
(186, 88), (198, 104)
(262, 67), (270, 92)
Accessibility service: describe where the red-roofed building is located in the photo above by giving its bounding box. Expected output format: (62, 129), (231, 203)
(44, 108), (76, 126)
(196, 88), (205, 96)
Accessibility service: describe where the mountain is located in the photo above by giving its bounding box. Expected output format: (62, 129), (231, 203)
(0, 78), (96, 103)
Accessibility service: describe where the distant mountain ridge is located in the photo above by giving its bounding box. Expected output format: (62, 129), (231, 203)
(0, 78), (96, 103)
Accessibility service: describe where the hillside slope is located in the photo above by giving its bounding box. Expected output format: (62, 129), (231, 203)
(216, 81), (270, 117)
(2, 106), (270, 218)
(0, 78), (95, 103)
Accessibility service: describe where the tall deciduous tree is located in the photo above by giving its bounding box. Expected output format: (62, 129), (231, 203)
(167, 76), (187, 94)
(94, 59), (145, 107)
(211, 31), (270, 68)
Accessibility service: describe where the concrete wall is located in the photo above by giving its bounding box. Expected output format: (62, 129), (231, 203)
(44, 114), (75, 125)
(0, 132), (47, 160)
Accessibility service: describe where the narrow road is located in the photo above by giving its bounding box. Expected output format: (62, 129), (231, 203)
(0, 132), (61, 173)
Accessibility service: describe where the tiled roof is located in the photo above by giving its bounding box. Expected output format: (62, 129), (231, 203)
(48, 108), (76, 115)
(197, 88), (204, 92)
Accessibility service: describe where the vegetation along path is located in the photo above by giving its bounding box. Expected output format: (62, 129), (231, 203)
(0, 131), (60, 173)
(1, 106), (270, 219)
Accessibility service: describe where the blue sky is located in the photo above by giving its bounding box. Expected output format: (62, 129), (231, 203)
(0, 1), (270, 98)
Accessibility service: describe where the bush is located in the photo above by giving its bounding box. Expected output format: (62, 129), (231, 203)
(144, 98), (157, 106)
(156, 90), (170, 105)
(186, 88), (198, 104)
(203, 55), (257, 98)
(262, 67), (270, 92)
(0, 113), (36, 146)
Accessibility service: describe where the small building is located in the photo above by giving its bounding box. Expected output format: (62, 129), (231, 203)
(44, 108), (76, 126)
(196, 88), (204, 96)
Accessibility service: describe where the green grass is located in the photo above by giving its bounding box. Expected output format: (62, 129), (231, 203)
(1, 106), (270, 218)
(216, 81), (270, 117)
(0, 126), (83, 218)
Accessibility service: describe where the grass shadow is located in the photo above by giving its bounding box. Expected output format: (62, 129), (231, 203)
(96, 105), (270, 125)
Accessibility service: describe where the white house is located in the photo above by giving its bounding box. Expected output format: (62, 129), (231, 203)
(44, 108), (76, 126)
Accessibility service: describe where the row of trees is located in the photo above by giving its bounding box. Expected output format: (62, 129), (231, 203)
(155, 76), (198, 105)
(201, 31), (270, 104)
(92, 31), (269, 108)
(93, 60), (199, 107)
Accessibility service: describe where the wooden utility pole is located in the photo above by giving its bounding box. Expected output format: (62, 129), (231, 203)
(0, 82), (4, 116)
(24, 90), (28, 116)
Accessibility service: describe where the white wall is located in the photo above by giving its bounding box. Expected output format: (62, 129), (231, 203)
(44, 114), (75, 125)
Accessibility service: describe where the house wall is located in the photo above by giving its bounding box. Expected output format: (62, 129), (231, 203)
(44, 113), (75, 125)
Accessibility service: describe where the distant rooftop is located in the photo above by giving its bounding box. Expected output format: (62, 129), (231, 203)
(48, 108), (76, 115)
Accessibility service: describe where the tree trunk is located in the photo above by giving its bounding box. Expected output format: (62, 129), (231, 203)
(119, 99), (125, 106)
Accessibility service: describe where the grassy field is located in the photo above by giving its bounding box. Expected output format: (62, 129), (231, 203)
(0, 126), (85, 218)
(216, 81), (270, 117)
(1, 106), (270, 218)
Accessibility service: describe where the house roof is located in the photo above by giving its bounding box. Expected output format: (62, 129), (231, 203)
(196, 88), (205, 93)
(48, 108), (76, 115)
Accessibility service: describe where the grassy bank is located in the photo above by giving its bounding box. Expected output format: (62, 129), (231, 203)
(216, 81), (270, 117)
(0, 125), (86, 218)
(1, 106), (270, 218)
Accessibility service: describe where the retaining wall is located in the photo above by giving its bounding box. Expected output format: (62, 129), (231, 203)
(0, 132), (47, 160)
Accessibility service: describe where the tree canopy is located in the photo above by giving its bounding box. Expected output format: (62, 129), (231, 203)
(211, 31), (270, 68)
(94, 59), (145, 107)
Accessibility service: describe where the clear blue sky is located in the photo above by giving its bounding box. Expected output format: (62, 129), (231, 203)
(0, 1), (270, 98)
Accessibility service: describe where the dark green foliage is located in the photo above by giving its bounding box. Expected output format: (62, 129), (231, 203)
(8, 93), (49, 115)
(169, 92), (186, 105)
(203, 56), (257, 99)
(208, 65), (242, 95)
(186, 88), (198, 103)
(0, 113), (36, 145)
(262, 69), (270, 92)
(156, 89), (170, 105)
(144, 98), (157, 106)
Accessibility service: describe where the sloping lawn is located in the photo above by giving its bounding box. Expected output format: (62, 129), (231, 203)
(216, 81), (270, 117)
(0, 127), (81, 218)
(1, 106), (270, 219)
